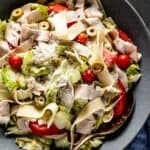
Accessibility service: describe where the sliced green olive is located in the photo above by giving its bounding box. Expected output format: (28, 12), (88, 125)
(11, 8), (23, 20)
(39, 21), (50, 30)
(86, 27), (97, 37)
(91, 60), (104, 73)
(34, 96), (46, 110)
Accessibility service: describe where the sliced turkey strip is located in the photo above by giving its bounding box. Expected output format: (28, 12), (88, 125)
(76, 115), (96, 135)
(21, 24), (50, 42)
(58, 83), (74, 110)
(5, 21), (21, 47)
(0, 40), (10, 56)
(0, 100), (11, 125)
(17, 118), (31, 133)
(73, 42), (92, 58)
(85, 5), (103, 19)
(74, 84), (104, 100)
(75, 0), (85, 8)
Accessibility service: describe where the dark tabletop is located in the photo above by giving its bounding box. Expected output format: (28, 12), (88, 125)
(129, 0), (150, 29)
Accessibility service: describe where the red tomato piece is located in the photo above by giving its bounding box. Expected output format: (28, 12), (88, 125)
(103, 48), (116, 68)
(29, 122), (64, 136)
(67, 21), (76, 28)
(116, 54), (131, 70)
(114, 80), (127, 118)
(82, 69), (96, 84)
(76, 33), (88, 44)
(118, 29), (132, 42)
(48, 4), (67, 13)
(8, 54), (23, 70)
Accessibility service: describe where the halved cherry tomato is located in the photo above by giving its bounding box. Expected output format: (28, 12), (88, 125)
(103, 48), (116, 68)
(116, 54), (131, 70)
(29, 122), (64, 136)
(8, 54), (23, 70)
(114, 80), (127, 118)
(118, 29), (132, 42)
(82, 69), (96, 84)
(48, 4), (67, 13)
(76, 33), (88, 44)
(67, 21), (76, 28)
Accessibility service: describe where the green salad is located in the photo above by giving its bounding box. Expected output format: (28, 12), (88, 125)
(0, 0), (141, 150)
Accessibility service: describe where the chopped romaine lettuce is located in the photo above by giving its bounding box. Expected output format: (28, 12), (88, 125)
(1, 66), (27, 92)
(55, 135), (70, 148)
(72, 99), (87, 116)
(54, 110), (71, 130)
(1, 67), (19, 92)
(17, 75), (27, 89)
(0, 20), (7, 39)
(73, 49), (88, 72)
(89, 137), (103, 148)
(69, 67), (81, 84)
(21, 51), (52, 77)
(126, 64), (141, 87)
(46, 60), (81, 103)
(80, 137), (103, 150)
(16, 137), (51, 150)
(102, 90), (119, 106)
(30, 66), (51, 77)
(103, 17), (117, 29)
(46, 86), (58, 104)
(56, 44), (71, 55)
(15, 89), (32, 101)
(95, 116), (103, 129)
(21, 51), (33, 75)
(37, 4), (48, 19)
(126, 64), (140, 76)
(0, 69), (12, 100)
(31, 4), (48, 20)
(6, 126), (27, 135)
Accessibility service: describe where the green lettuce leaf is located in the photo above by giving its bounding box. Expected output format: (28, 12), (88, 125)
(103, 17), (117, 29)
(21, 51), (33, 75)
(0, 20), (7, 39)
(1, 67), (19, 92)
(126, 64), (140, 76)
(16, 136), (51, 150)
(72, 99), (87, 116)
(55, 135), (70, 148)
(37, 4), (48, 19)
(46, 60), (81, 103)
(56, 44), (71, 55)
(30, 66), (51, 77)
(54, 110), (71, 130)
(126, 64), (141, 87)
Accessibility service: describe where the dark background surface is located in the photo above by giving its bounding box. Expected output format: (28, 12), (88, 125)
(129, 0), (150, 29)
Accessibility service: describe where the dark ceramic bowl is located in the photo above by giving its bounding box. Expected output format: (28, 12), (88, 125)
(0, 0), (150, 150)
